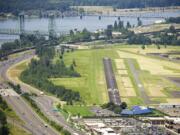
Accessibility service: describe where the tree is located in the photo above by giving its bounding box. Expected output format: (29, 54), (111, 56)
(70, 64), (74, 71)
(157, 45), (161, 49)
(169, 25), (176, 33)
(141, 45), (145, 50)
(57, 103), (61, 109)
(106, 25), (113, 39)
(70, 30), (74, 36)
(120, 102), (127, 109)
(114, 21), (118, 30)
(126, 21), (131, 28)
(72, 59), (76, 66)
(137, 17), (142, 26)
(118, 21), (124, 30)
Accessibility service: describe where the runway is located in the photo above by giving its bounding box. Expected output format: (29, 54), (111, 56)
(103, 57), (121, 105)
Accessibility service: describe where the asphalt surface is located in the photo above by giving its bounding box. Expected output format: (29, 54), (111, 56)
(126, 59), (152, 104)
(103, 57), (121, 105)
(0, 50), (83, 135)
(0, 51), (58, 135)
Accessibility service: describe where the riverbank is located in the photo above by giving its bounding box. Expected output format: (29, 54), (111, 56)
(73, 6), (180, 16)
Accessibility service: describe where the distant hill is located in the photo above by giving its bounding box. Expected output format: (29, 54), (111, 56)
(0, 0), (179, 14)
(72, 0), (180, 8)
(0, 0), (70, 14)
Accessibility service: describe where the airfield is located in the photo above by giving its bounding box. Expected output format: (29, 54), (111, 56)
(8, 44), (180, 115)
(53, 45), (180, 106)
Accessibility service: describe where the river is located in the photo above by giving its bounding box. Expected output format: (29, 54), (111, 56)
(0, 10), (179, 45)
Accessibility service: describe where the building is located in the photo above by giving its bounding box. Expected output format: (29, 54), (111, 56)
(121, 106), (152, 115)
(83, 119), (119, 135)
(112, 32), (122, 38)
(159, 103), (180, 109)
(165, 116), (180, 134)
(94, 128), (118, 135)
(140, 117), (165, 125)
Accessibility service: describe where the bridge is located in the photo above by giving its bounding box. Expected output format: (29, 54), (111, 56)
(0, 13), (68, 37)
(0, 28), (68, 36)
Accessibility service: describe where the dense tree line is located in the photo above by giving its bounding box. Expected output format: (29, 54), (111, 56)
(72, 0), (180, 8)
(0, 0), (70, 14)
(0, 34), (46, 58)
(7, 82), (22, 94)
(0, 96), (9, 135)
(1, 0), (179, 14)
(157, 25), (180, 45)
(101, 102), (127, 114)
(61, 28), (91, 43)
(105, 19), (151, 45)
(166, 17), (180, 24)
(20, 46), (81, 102)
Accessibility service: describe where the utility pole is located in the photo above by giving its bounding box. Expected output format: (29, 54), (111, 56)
(19, 12), (25, 34)
(48, 14), (56, 39)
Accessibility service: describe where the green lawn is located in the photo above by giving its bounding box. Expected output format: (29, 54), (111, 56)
(63, 105), (94, 117)
(9, 124), (31, 135)
(51, 48), (119, 105)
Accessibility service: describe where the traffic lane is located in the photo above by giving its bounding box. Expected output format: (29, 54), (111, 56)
(2, 52), (83, 135)
(3, 96), (57, 135)
(34, 96), (83, 135)
(0, 52), (58, 135)
(0, 53), (35, 82)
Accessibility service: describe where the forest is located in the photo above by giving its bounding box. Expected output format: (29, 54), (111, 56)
(20, 46), (81, 103)
(72, 0), (180, 8)
(1, 0), (180, 14)
(0, 0), (70, 14)
(0, 96), (10, 135)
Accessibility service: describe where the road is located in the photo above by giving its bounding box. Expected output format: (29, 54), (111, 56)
(0, 50), (83, 135)
(103, 57), (121, 105)
(126, 59), (152, 104)
(0, 51), (58, 135)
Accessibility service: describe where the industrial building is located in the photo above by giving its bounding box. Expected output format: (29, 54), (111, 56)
(121, 106), (152, 115)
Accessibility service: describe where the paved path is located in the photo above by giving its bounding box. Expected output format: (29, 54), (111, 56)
(127, 59), (152, 104)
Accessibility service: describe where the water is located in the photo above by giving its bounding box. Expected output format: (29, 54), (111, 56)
(0, 10), (179, 45)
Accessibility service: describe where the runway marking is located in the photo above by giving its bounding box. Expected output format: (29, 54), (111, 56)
(103, 58), (121, 105)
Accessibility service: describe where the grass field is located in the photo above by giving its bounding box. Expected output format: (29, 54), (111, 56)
(51, 49), (119, 105)
(9, 124), (30, 135)
(8, 45), (180, 109)
(117, 46), (180, 104)
(51, 45), (180, 106)
(63, 105), (94, 117)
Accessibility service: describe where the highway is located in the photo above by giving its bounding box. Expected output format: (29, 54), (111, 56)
(0, 50), (83, 135)
(0, 51), (58, 135)
(103, 57), (121, 105)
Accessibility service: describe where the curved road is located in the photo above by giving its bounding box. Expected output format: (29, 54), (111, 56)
(0, 51), (58, 135)
(0, 50), (83, 135)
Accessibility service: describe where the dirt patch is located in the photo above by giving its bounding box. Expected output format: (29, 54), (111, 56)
(117, 70), (128, 75)
(116, 76), (136, 97)
(168, 77), (180, 87)
(167, 98), (180, 104)
(145, 84), (166, 97)
(171, 91), (180, 98)
(115, 59), (126, 69)
(117, 51), (180, 75)
(122, 77), (133, 88)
